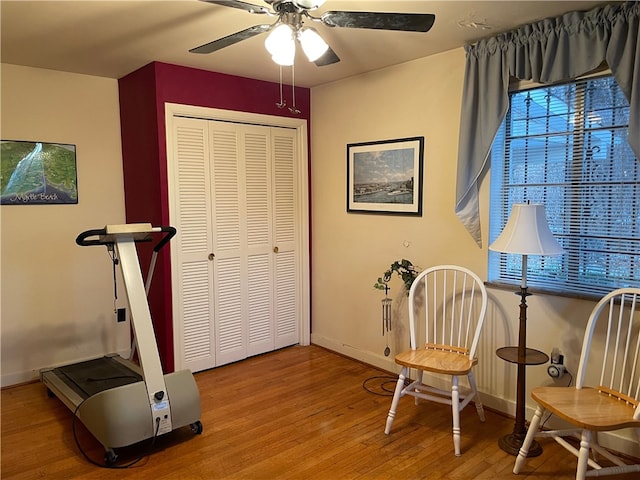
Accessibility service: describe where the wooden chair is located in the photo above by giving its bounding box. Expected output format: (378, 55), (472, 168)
(384, 265), (488, 456)
(513, 287), (640, 479)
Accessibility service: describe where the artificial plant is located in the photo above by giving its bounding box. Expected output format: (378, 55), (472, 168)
(374, 259), (419, 295)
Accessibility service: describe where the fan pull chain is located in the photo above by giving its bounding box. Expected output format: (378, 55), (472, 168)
(289, 64), (301, 115)
(276, 65), (286, 109)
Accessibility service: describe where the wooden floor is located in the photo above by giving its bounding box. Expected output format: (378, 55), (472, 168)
(2, 345), (638, 479)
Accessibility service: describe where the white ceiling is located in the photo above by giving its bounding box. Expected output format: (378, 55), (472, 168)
(1, 0), (616, 88)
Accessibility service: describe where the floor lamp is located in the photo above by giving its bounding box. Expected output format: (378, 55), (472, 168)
(489, 203), (564, 456)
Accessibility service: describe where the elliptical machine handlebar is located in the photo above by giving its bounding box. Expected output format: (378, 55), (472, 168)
(76, 224), (176, 252)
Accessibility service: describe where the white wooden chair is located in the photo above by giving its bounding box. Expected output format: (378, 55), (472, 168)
(513, 287), (640, 479)
(384, 265), (488, 456)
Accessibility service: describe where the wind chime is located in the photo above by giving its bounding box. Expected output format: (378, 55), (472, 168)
(381, 283), (392, 357)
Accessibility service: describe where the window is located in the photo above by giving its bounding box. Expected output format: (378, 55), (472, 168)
(488, 75), (640, 298)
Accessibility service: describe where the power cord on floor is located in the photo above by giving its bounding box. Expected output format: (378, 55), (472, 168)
(362, 375), (409, 396)
(72, 399), (160, 469)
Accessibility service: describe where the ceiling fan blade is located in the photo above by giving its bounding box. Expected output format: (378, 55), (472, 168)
(190, 24), (272, 54)
(314, 46), (340, 66)
(200, 0), (269, 15)
(321, 11), (435, 32)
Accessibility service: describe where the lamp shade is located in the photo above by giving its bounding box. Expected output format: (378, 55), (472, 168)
(298, 27), (329, 62)
(489, 203), (564, 256)
(265, 24), (295, 65)
(293, 0), (326, 9)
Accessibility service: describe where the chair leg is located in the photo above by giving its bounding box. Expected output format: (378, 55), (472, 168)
(513, 405), (545, 474)
(414, 370), (423, 405)
(385, 367), (407, 434)
(576, 430), (591, 480)
(467, 371), (485, 422)
(452, 375), (461, 456)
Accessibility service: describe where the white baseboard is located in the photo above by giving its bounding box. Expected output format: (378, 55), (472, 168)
(1, 369), (40, 388)
(311, 333), (400, 373)
(311, 333), (640, 460)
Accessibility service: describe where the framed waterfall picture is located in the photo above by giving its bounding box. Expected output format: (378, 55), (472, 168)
(1, 140), (78, 205)
(347, 136), (424, 216)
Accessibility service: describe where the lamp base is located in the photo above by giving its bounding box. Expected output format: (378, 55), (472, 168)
(498, 432), (543, 457)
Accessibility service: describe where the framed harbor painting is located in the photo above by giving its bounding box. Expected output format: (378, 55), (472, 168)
(1, 140), (78, 205)
(347, 136), (424, 215)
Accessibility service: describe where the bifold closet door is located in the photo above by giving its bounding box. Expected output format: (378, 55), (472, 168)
(271, 128), (299, 349)
(210, 121), (274, 366)
(169, 116), (216, 373)
(211, 123), (299, 363)
(170, 116), (299, 372)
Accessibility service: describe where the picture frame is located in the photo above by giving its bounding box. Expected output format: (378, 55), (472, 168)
(1, 140), (78, 205)
(347, 136), (424, 215)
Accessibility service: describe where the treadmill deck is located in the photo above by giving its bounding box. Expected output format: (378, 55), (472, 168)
(54, 356), (142, 398)
(41, 355), (142, 410)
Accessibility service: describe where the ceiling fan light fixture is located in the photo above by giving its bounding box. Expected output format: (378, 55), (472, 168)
(193, 1), (438, 69)
(298, 27), (329, 62)
(271, 50), (295, 66)
(265, 23), (296, 65)
(292, 0), (326, 10)
(265, 23), (294, 54)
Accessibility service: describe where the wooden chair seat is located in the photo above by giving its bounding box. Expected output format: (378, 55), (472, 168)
(395, 345), (477, 375)
(532, 386), (640, 431)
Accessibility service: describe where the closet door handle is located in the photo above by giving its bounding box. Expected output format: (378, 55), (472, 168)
(273, 246), (279, 253)
(208, 253), (215, 261)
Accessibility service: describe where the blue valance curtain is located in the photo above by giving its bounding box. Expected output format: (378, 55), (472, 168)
(455, 1), (639, 247)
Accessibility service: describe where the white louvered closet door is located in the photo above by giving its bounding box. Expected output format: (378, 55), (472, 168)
(244, 126), (276, 358)
(209, 121), (278, 365)
(208, 120), (245, 366)
(272, 128), (299, 348)
(170, 116), (300, 372)
(169, 117), (216, 373)
(210, 124), (299, 363)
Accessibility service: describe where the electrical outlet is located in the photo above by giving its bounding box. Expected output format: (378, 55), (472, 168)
(117, 307), (126, 322)
(547, 363), (566, 378)
(547, 347), (566, 378)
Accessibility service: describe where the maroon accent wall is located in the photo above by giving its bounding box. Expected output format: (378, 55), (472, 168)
(118, 61), (311, 372)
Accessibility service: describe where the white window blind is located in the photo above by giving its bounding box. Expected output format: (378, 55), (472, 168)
(489, 75), (640, 298)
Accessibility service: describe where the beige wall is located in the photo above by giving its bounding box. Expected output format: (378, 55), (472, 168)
(1, 54), (637, 457)
(309, 48), (639, 457)
(1, 64), (128, 386)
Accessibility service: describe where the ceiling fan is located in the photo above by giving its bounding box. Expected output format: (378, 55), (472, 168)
(190, 0), (436, 67)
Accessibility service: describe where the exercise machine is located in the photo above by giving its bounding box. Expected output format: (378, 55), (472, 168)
(41, 223), (202, 465)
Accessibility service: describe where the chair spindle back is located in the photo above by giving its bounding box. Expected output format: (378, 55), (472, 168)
(576, 288), (640, 416)
(408, 265), (487, 359)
